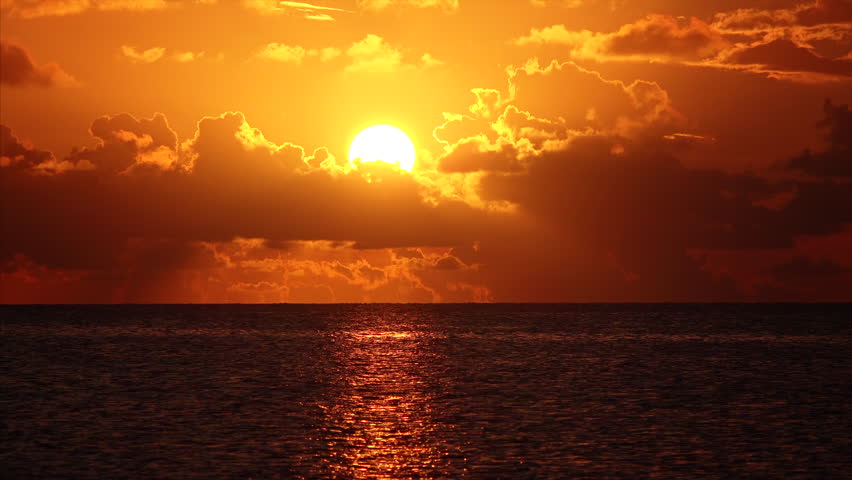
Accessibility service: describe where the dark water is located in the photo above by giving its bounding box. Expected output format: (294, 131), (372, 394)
(1, 304), (850, 479)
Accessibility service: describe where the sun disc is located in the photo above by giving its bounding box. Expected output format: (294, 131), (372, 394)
(348, 125), (416, 172)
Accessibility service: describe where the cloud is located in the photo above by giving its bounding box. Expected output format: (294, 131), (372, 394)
(433, 59), (687, 172)
(708, 1), (852, 76)
(0, 0), (173, 18)
(121, 45), (213, 63)
(358, 0), (459, 12)
(796, 0), (852, 26)
(530, 0), (584, 7)
(0, 125), (55, 169)
(304, 12), (333, 20)
(257, 43), (307, 63)
(716, 37), (852, 81)
(421, 53), (444, 67)
(215, 241), (488, 303)
(516, 10), (852, 82)
(434, 254), (465, 270)
(248, 0), (460, 17)
(438, 136), (522, 173)
(0, 110), (490, 274)
(64, 112), (180, 174)
(506, 60), (683, 137)
(317, 46), (341, 62)
(0, 41), (77, 87)
(244, 0), (346, 20)
(713, 0), (852, 31)
(515, 15), (729, 61)
(173, 50), (205, 62)
(3, 56), (851, 302)
(254, 36), (439, 71)
(0, 107), (485, 295)
(279, 0), (341, 11)
(428, 62), (852, 300)
(345, 34), (404, 72)
(787, 99), (852, 177)
(769, 255), (851, 279)
(528, 0), (623, 8)
(469, 131), (849, 299)
(120, 45), (166, 63)
(345, 34), (441, 72)
(514, 25), (595, 47)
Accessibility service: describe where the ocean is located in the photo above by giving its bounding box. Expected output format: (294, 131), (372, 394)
(1, 304), (850, 479)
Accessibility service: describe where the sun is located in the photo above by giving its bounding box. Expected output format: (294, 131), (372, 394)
(348, 125), (416, 172)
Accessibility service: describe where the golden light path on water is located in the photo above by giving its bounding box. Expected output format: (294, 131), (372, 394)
(317, 315), (456, 478)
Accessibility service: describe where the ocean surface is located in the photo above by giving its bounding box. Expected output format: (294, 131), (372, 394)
(1, 304), (850, 479)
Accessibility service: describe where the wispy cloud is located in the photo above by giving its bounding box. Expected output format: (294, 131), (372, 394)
(121, 46), (210, 64)
(244, 0), (348, 20)
(121, 45), (166, 63)
(256, 35), (443, 72)
(257, 43), (308, 63)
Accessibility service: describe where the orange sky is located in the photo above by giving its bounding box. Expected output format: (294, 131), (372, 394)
(1, 0), (851, 303)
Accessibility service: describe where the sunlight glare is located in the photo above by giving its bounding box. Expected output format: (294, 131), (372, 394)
(348, 125), (417, 172)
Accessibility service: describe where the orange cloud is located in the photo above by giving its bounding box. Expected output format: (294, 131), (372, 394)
(120, 45), (212, 63)
(244, 0), (346, 20)
(713, 0), (852, 31)
(254, 35), (440, 71)
(717, 37), (852, 82)
(3, 0), (852, 303)
(345, 34), (405, 72)
(432, 59), (689, 176)
(120, 45), (166, 63)
(257, 43), (307, 63)
(345, 34), (441, 72)
(1, 124), (55, 169)
(516, 10), (852, 82)
(3, 97), (851, 302)
(423, 64), (852, 300)
(172, 50), (205, 62)
(515, 15), (729, 61)
(1, 109), (493, 272)
(0, 41), (77, 87)
(358, 0), (459, 12)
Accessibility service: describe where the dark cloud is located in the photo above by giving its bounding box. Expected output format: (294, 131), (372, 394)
(65, 113), (180, 174)
(515, 15), (728, 61)
(713, 0), (852, 31)
(393, 248), (425, 259)
(721, 38), (852, 78)
(0, 111), (494, 272)
(476, 114), (852, 253)
(508, 61), (684, 136)
(795, 0), (852, 26)
(434, 255), (465, 270)
(2, 61), (851, 301)
(0, 41), (75, 87)
(442, 93), (852, 300)
(788, 99), (852, 176)
(769, 255), (851, 278)
(515, 14), (730, 62)
(436, 60), (685, 176)
(518, 4), (852, 82)
(605, 15), (729, 59)
(357, 264), (386, 284)
(0, 125), (55, 169)
(439, 138), (521, 173)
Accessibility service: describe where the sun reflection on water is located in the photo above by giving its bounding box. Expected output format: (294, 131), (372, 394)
(317, 314), (455, 478)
